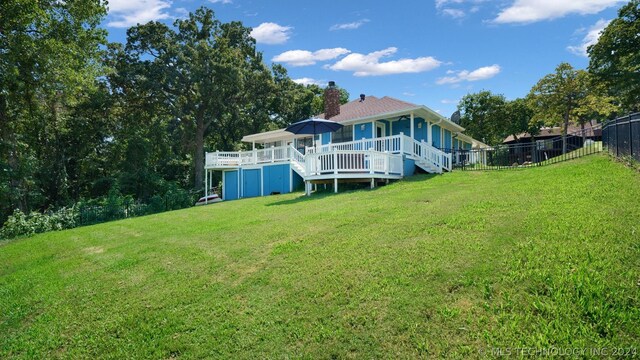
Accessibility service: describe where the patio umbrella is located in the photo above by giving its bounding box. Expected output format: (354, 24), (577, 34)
(285, 118), (343, 148)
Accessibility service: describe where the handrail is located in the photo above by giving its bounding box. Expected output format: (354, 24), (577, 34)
(307, 135), (404, 154)
(305, 149), (403, 177)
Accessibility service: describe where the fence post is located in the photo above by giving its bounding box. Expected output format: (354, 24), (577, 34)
(629, 114), (633, 159)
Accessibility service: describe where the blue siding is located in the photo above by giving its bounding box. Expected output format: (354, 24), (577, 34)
(414, 117), (428, 142)
(403, 156), (415, 176)
(223, 170), (239, 200)
(464, 142), (472, 150)
(354, 122), (373, 140)
(432, 125), (442, 148)
(263, 164), (290, 195)
(391, 118), (410, 136)
(444, 129), (452, 150)
(321, 132), (331, 145)
(242, 169), (261, 198)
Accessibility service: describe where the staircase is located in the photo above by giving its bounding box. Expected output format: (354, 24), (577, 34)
(408, 138), (451, 174)
(289, 145), (307, 177)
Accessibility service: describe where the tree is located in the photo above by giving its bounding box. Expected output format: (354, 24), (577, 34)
(457, 91), (508, 145)
(588, 0), (640, 111)
(124, 8), (274, 191)
(0, 0), (107, 220)
(504, 98), (539, 142)
(527, 63), (587, 154)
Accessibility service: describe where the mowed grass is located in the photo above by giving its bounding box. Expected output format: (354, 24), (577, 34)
(1, 155), (639, 358)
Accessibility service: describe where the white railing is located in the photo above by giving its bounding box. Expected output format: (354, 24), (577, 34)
(308, 135), (404, 154)
(305, 150), (403, 177)
(205, 134), (453, 173)
(206, 145), (291, 168)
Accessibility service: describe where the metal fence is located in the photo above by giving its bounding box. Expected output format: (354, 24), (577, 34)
(450, 125), (603, 171)
(602, 113), (640, 162)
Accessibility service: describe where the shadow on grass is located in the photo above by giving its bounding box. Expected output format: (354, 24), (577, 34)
(267, 174), (440, 206)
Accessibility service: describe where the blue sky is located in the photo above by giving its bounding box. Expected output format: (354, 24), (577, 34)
(104, 0), (627, 117)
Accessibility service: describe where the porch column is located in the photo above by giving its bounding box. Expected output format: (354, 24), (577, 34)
(371, 121), (375, 138)
(427, 122), (432, 145)
(370, 178), (375, 189)
(334, 178), (338, 193)
(410, 112), (415, 140)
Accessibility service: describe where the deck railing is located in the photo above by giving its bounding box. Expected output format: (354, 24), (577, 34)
(305, 150), (403, 177)
(205, 134), (453, 173)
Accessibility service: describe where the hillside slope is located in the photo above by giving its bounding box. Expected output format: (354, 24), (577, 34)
(1, 155), (639, 358)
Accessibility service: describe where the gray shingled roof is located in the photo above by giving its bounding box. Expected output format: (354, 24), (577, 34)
(317, 96), (419, 122)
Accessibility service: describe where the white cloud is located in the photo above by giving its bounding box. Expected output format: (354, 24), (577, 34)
(441, 98), (459, 104)
(106, 0), (172, 28)
(272, 48), (351, 66)
(292, 78), (326, 86)
(442, 8), (466, 18)
(250, 22), (292, 45)
(403, 92), (416, 97)
(567, 19), (610, 57)
(436, 64), (501, 84)
(329, 19), (370, 31)
(494, 0), (624, 24)
(328, 47), (442, 77)
(209, 0), (232, 3)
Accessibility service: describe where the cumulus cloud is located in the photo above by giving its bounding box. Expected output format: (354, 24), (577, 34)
(328, 47), (442, 77)
(567, 19), (610, 57)
(106, 0), (172, 28)
(272, 48), (351, 66)
(494, 0), (624, 24)
(436, 64), (501, 84)
(329, 19), (370, 31)
(209, 0), (232, 3)
(292, 78), (326, 86)
(250, 22), (292, 45)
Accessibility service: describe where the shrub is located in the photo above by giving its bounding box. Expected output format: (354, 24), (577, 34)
(0, 206), (80, 240)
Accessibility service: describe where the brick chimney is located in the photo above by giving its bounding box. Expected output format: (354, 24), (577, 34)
(324, 81), (340, 119)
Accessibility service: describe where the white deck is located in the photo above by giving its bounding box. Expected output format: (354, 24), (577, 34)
(206, 134), (452, 188)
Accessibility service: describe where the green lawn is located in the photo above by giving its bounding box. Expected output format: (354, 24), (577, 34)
(1, 155), (639, 358)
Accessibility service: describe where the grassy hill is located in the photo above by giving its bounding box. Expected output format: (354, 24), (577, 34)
(1, 155), (639, 358)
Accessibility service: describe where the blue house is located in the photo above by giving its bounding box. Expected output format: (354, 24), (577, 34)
(204, 83), (487, 200)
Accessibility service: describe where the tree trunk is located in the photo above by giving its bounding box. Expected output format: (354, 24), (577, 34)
(194, 117), (205, 191)
(562, 111), (569, 154)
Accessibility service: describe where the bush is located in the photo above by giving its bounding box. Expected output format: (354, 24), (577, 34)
(0, 206), (79, 240)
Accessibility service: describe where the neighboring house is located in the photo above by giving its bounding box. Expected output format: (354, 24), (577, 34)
(502, 122), (602, 164)
(205, 82), (488, 200)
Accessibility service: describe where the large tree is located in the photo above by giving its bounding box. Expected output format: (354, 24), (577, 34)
(527, 63), (587, 154)
(124, 8), (275, 191)
(588, 0), (640, 111)
(457, 91), (508, 145)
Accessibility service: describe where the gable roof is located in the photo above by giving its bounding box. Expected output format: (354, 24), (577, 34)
(503, 121), (602, 143)
(317, 96), (420, 122)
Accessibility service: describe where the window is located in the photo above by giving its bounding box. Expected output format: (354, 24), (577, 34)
(536, 139), (554, 150)
(332, 125), (353, 143)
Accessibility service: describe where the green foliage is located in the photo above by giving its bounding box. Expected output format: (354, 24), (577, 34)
(0, 156), (638, 357)
(0, 207), (78, 240)
(588, 0), (640, 111)
(458, 91), (508, 145)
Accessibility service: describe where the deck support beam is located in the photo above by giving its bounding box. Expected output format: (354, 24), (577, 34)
(410, 112), (415, 141)
(334, 178), (338, 193)
(370, 178), (375, 189)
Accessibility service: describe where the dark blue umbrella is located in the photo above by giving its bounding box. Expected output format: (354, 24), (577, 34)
(285, 118), (343, 147)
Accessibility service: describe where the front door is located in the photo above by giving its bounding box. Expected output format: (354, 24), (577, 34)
(375, 123), (385, 151)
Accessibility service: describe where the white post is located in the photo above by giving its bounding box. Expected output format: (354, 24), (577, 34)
(370, 178), (375, 189)
(271, 146), (274, 163)
(333, 151), (338, 174)
(427, 122), (432, 146)
(371, 121), (375, 139)
(400, 132), (404, 154)
(410, 112), (415, 141)
(369, 148), (374, 174)
(384, 151), (389, 175)
(253, 149), (257, 164)
(334, 178), (338, 193)
(252, 141), (255, 150)
(204, 169), (208, 204)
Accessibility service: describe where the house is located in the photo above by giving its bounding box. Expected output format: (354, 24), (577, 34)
(204, 82), (488, 200)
